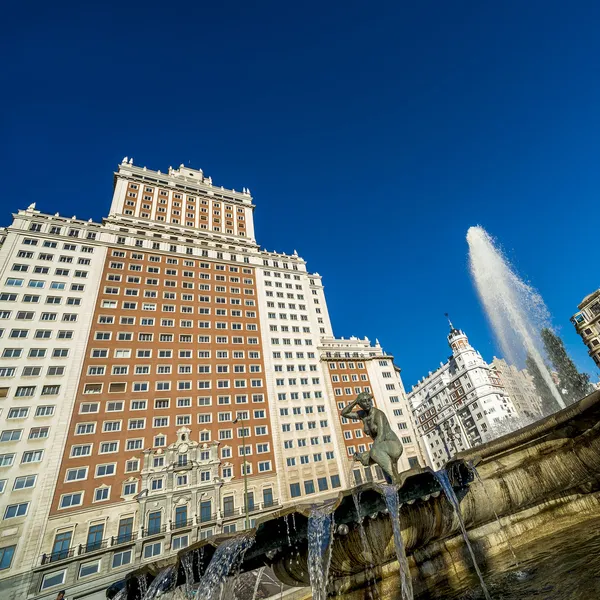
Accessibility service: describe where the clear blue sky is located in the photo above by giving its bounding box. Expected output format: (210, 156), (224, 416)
(2, 1), (599, 386)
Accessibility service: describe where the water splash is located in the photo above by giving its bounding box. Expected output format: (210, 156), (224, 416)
(142, 566), (177, 599)
(307, 504), (335, 600)
(195, 532), (255, 600)
(434, 469), (492, 600)
(379, 484), (413, 600)
(138, 574), (148, 598)
(468, 462), (519, 566)
(284, 514), (292, 548)
(252, 567), (265, 600)
(466, 226), (564, 411)
(182, 548), (203, 596)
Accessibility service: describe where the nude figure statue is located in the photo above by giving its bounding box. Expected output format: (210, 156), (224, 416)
(341, 391), (404, 484)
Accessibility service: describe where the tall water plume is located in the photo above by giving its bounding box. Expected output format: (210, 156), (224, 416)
(466, 226), (565, 410)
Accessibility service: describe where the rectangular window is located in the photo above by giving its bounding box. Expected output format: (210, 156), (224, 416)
(0, 545), (16, 571)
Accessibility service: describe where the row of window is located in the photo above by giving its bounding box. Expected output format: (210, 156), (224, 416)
(94, 323), (259, 339)
(276, 391), (324, 400)
(100, 299), (257, 310)
(87, 364), (262, 376)
(285, 451), (335, 467)
(5, 274), (87, 287)
(14, 254), (91, 267)
(281, 424), (332, 437)
(5, 329), (74, 340)
(0, 310), (79, 322)
(68, 428), (271, 457)
(99, 310), (257, 323)
(331, 374), (368, 382)
(82, 379), (264, 395)
(22, 235), (95, 247)
(273, 351), (316, 359)
(328, 361), (367, 370)
(0, 450), (43, 466)
(2, 405), (55, 420)
(333, 386), (374, 396)
(0, 473), (37, 495)
(289, 475), (341, 497)
(0, 366), (64, 377)
(0, 291), (84, 303)
(0, 384), (60, 398)
(71, 411), (269, 435)
(77, 394), (266, 416)
(108, 263), (251, 280)
(2, 347), (69, 359)
(110, 251), (253, 271)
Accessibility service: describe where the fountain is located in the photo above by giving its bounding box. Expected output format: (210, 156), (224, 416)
(306, 505), (335, 600)
(466, 225), (565, 410)
(112, 390), (600, 600)
(196, 532), (255, 600)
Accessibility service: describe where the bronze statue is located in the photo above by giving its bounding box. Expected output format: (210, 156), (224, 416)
(341, 392), (403, 484)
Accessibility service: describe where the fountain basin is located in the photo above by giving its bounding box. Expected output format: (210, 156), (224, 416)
(115, 390), (600, 599)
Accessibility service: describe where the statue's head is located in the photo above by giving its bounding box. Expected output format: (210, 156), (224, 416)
(356, 392), (373, 411)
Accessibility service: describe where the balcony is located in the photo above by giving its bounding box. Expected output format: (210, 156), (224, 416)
(40, 548), (76, 565)
(111, 533), (138, 546)
(79, 539), (109, 555)
(141, 524), (167, 538)
(171, 518), (194, 531)
(222, 507), (240, 519)
(198, 513), (217, 524)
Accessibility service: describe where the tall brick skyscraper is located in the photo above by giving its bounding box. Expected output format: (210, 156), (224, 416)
(0, 159), (423, 599)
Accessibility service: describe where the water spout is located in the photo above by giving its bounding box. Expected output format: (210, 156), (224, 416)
(379, 484), (413, 600)
(195, 532), (255, 600)
(307, 504), (335, 600)
(466, 225), (564, 411)
(434, 469), (492, 600)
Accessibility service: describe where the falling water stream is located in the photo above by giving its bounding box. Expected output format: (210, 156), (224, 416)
(138, 574), (148, 599)
(195, 532), (255, 600)
(434, 470), (492, 600)
(379, 484), (414, 600)
(352, 492), (379, 598)
(468, 463), (519, 566)
(467, 226), (564, 411)
(142, 566), (177, 599)
(307, 505), (335, 600)
(181, 548), (200, 596)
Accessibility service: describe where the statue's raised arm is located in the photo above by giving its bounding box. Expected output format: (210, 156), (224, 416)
(345, 392), (405, 484)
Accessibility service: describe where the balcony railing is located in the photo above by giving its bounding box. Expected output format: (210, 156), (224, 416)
(79, 539), (109, 555)
(222, 507), (240, 518)
(141, 524), (167, 538)
(111, 533), (138, 546)
(171, 518), (194, 531)
(198, 513), (217, 524)
(40, 548), (76, 565)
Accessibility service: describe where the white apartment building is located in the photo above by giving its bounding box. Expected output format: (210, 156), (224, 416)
(408, 322), (516, 470)
(0, 159), (417, 600)
(491, 357), (543, 419)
